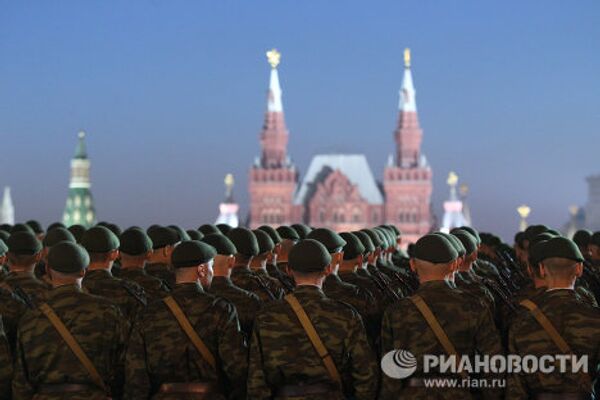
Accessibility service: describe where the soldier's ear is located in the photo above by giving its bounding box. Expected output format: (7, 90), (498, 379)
(538, 264), (546, 279)
(227, 255), (235, 268)
(409, 258), (416, 272)
(357, 254), (363, 265)
(575, 262), (583, 277)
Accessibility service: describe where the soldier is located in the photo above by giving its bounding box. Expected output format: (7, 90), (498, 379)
(380, 234), (503, 400)
(227, 227), (278, 302)
(216, 223), (233, 235)
(125, 240), (247, 399)
(274, 226), (302, 289)
(258, 225), (295, 292)
(12, 241), (127, 399)
(68, 224), (87, 243)
(291, 223), (312, 239)
(0, 237), (7, 278)
(186, 229), (204, 241)
(251, 229), (286, 299)
(146, 226), (180, 289)
(202, 233), (262, 337)
(118, 228), (170, 299)
(36, 227), (77, 282)
(81, 226), (147, 323)
(3, 231), (50, 306)
(0, 317), (11, 400)
(507, 237), (600, 398)
(199, 224), (221, 236)
(360, 229), (405, 300)
(573, 229), (593, 261)
(247, 239), (378, 399)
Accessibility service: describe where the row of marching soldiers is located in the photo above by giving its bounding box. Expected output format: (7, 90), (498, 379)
(0, 220), (598, 399)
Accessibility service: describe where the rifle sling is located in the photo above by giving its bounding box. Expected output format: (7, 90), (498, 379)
(410, 295), (468, 380)
(284, 294), (342, 387)
(39, 303), (108, 393)
(163, 296), (216, 370)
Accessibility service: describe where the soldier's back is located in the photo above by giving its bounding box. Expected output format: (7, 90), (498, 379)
(2, 271), (50, 305)
(231, 266), (276, 302)
(247, 285), (378, 400)
(145, 262), (175, 289)
(118, 268), (169, 300)
(12, 284), (127, 400)
(208, 276), (262, 337)
(0, 287), (27, 352)
(507, 289), (600, 397)
(125, 282), (247, 400)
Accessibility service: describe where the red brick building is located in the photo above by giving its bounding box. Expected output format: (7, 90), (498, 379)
(248, 49), (433, 244)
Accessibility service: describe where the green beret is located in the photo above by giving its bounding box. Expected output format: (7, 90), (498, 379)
(530, 232), (556, 248)
(451, 230), (477, 255)
(148, 226), (180, 249)
(48, 242), (89, 273)
(253, 229), (275, 254)
(81, 226), (120, 253)
(375, 228), (393, 249)
(168, 225), (191, 242)
(120, 228), (153, 255)
(258, 225), (282, 244)
(276, 226), (300, 242)
(0, 230), (10, 242)
(7, 232), (42, 255)
(353, 231), (375, 254)
(387, 224), (401, 237)
(289, 239), (332, 272)
(47, 222), (66, 231)
(0, 224), (11, 232)
(0, 239), (8, 256)
(291, 224), (312, 239)
(590, 232), (600, 247)
(546, 229), (561, 236)
(201, 233), (237, 256)
(26, 220), (44, 234)
(539, 237), (584, 263)
(436, 232), (465, 257)
(572, 230), (592, 247)
(361, 229), (383, 249)
(103, 223), (122, 237)
(340, 232), (365, 260)
(186, 229), (204, 241)
(413, 234), (458, 264)
(528, 239), (548, 267)
(171, 240), (216, 268)
(11, 223), (34, 235)
(524, 225), (550, 242)
(198, 224), (221, 236)
(457, 226), (481, 245)
(307, 228), (346, 253)
(67, 225), (87, 243)
(216, 223), (233, 235)
(43, 227), (76, 248)
(227, 228), (259, 257)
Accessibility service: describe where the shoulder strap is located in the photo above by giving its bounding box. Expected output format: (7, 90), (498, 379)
(410, 294), (468, 379)
(39, 303), (108, 393)
(284, 294), (342, 387)
(163, 296), (216, 370)
(519, 299), (591, 390)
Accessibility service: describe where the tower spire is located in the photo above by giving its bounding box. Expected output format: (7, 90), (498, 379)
(63, 131), (97, 227)
(216, 173), (239, 227)
(0, 187), (15, 225)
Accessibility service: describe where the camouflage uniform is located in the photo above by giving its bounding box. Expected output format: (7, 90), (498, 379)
(12, 284), (128, 399)
(231, 266), (277, 303)
(208, 276), (262, 337)
(82, 269), (147, 322)
(145, 262), (175, 290)
(0, 318), (12, 400)
(125, 282), (247, 400)
(380, 280), (503, 400)
(1, 271), (50, 306)
(254, 268), (285, 299)
(507, 289), (600, 398)
(118, 268), (170, 300)
(0, 287), (27, 352)
(267, 262), (295, 292)
(247, 285), (378, 399)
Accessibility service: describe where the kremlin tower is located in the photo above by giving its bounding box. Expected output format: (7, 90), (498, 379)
(248, 49), (298, 228)
(0, 187), (15, 225)
(383, 48), (433, 243)
(62, 131), (97, 227)
(441, 172), (470, 233)
(215, 173), (240, 228)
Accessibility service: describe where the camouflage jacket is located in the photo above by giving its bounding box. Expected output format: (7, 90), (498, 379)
(363, 265), (403, 305)
(247, 285), (378, 400)
(12, 284), (128, 400)
(254, 268), (285, 299)
(0, 318), (12, 400)
(507, 289), (600, 398)
(208, 276), (262, 337)
(82, 269), (147, 323)
(380, 280), (503, 400)
(267, 262), (295, 292)
(145, 262), (175, 290)
(0, 287), (27, 353)
(231, 266), (277, 303)
(118, 267), (170, 300)
(338, 269), (384, 316)
(125, 282), (247, 400)
(1, 271), (50, 307)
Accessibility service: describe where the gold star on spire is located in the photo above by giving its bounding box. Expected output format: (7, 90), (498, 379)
(447, 171), (458, 187)
(404, 48), (411, 68)
(266, 49), (281, 69)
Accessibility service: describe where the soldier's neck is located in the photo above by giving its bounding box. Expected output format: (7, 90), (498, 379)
(8, 265), (35, 274)
(87, 263), (112, 272)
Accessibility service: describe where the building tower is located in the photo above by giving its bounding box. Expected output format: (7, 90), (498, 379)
(248, 49), (298, 228)
(216, 173), (240, 228)
(0, 187), (15, 225)
(63, 131), (97, 227)
(459, 183), (472, 227)
(441, 172), (469, 232)
(383, 48), (433, 243)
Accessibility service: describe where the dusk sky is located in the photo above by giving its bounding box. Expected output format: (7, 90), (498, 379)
(1, 1), (599, 240)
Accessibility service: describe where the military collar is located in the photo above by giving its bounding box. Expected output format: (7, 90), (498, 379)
(5, 270), (37, 280)
(85, 269), (113, 278)
(417, 280), (455, 291)
(324, 274), (343, 283)
(119, 268), (146, 277)
(210, 276), (233, 286)
(173, 281), (204, 293)
(293, 285), (326, 298)
(48, 284), (82, 299)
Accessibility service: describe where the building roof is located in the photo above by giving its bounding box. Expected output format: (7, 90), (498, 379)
(293, 154), (384, 205)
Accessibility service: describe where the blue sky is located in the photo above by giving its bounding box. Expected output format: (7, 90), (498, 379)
(1, 1), (599, 240)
